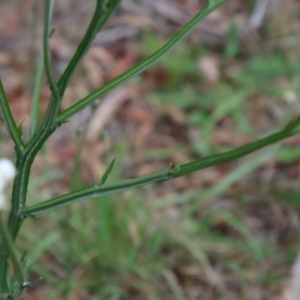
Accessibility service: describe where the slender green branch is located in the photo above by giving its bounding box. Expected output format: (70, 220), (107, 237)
(38, 7), (61, 129)
(171, 124), (296, 178)
(24, 170), (170, 216)
(55, 0), (227, 124)
(29, 43), (44, 139)
(57, 0), (121, 95)
(43, 0), (59, 96)
(282, 115), (300, 132)
(23, 118), (300, 217)
(0, 79), (25, 151)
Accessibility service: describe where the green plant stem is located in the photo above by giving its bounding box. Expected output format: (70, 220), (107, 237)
(0, 107), (58, 296)
(57, 0), (121, 96)
(55, 0), (227, 124)
(0, 241), (9, 294)
(23, 119), (300, 217)
(37, 0), (62, 130)
(0, 2), (60, 291)
(29, 42), (44, 139)
(0, 79), (25, 152)
(0, 214), (26, 289)
(0, 0), (123, 292)
(0, 153), (31, 294)
(10, 79), (63, 237)
(43, 0), (59, 97)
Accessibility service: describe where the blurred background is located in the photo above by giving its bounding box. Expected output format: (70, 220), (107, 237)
(1, 0), (300, 299)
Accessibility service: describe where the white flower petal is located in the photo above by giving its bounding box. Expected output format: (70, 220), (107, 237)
(0, 159), (16, 182)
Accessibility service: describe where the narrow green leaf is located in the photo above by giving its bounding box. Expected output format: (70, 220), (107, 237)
(17, 121), (25, 140)
(0, 79), (25, 151)
(225, 22), (240, 58)
(98, 157), (117, 186)
(55, 0), (228, 124)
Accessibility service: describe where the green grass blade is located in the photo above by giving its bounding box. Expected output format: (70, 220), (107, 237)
(162, 269), (188, 300)
(219, 211), (265, 263)
(185, 146), (279, 214)
(23, 233), (59, 273)
(55, 0), (228, 124)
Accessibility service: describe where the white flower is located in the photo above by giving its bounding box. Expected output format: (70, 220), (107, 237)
(0, 158), (16, 210)
(0, 159), (16, 184)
